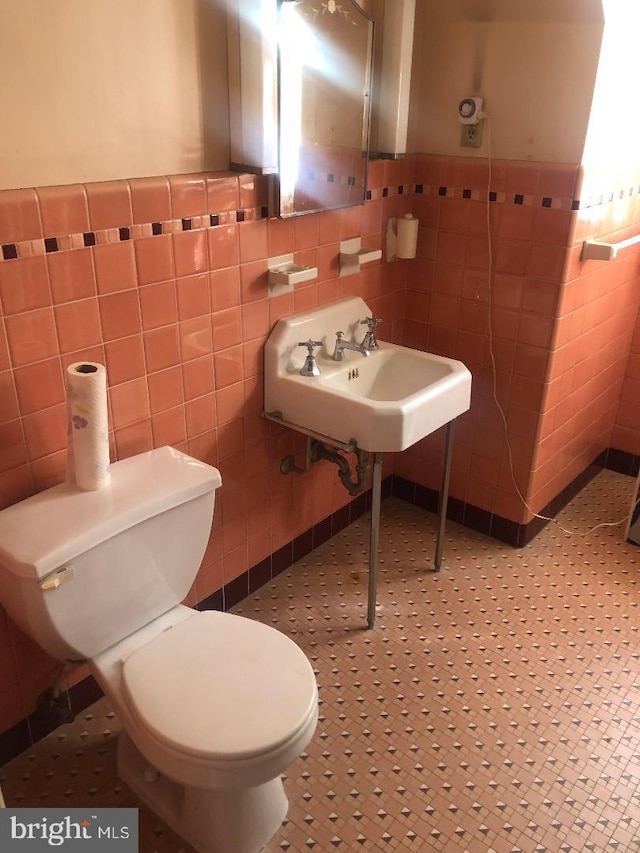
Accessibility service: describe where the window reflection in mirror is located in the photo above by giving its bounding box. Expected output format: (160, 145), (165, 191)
(278, 0), (374, 217)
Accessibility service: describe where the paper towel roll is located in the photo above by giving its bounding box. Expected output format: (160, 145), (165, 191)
(66, 362), (111, 491)
(396, 213), (419, 259)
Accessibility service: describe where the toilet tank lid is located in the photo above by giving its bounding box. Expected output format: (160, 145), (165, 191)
(0, 447), (222, 580)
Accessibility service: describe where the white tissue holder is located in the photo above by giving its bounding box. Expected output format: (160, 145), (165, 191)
(268, 254), (318, 295)
(339, 238), (383, 277)
(385, 214), (419, 262)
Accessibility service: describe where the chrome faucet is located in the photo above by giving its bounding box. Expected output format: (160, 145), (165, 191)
(360, 316), (381, 350)
(332, 330), (370, 361)
(297, 339), (323, 376)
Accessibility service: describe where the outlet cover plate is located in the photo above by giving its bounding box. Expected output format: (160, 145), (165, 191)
(460, 122), (483, 148)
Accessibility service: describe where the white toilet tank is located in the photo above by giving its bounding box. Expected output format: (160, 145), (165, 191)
(0, 447), (222, 661)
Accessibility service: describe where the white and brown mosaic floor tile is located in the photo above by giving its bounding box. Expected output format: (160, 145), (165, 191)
(1, 469), (638, 852)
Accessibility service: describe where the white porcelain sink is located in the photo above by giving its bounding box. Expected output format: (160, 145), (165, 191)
(264, 297), (472, 452)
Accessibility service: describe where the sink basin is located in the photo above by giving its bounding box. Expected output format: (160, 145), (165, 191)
(264, 297), (471, 452)
(321, 348), (452, 401)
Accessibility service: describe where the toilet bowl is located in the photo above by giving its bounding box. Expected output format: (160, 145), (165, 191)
(0, 447), (319, 853)
(93, 606), (319, 853)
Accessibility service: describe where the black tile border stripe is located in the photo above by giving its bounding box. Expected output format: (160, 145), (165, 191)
(599, 446), (640, 477)
(2, 162), (638, 266)
(404, 183), (579, 210)
(422, 179), (640, 212)
(0, 208), (257, 263)
(0, 178), (599, 264)
(301, 170), (360, 188)
(0, 672), (103, 768)
(391, 446), (638, 547)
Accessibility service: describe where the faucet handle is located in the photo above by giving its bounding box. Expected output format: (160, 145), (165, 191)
(297, 339), (323, 377)
(360, 317), (381, 350)
(335, 330), (345, 340)
(361, 317), (381, 330)
(298, 339), (323, 352)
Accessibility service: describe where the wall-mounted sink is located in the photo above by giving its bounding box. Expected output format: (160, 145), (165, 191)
(265, 296), (473, 629)
(264, 297), (471, 452)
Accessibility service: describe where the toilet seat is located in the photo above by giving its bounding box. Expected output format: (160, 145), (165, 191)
(121, 610), (318, 764)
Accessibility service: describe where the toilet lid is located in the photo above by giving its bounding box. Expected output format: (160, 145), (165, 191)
(121, 611), (317, 762)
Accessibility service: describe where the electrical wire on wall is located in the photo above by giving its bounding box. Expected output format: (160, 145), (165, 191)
(481, 115), (632, 538)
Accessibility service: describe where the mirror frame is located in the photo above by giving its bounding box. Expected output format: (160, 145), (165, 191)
(276, 0), (375, 218)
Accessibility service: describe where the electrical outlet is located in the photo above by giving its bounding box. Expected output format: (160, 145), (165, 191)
(461, 122), (483, 148)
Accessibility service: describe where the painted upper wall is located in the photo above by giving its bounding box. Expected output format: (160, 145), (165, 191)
(0, 0), (608, 189)
(0, 0), (230, 189)
(582, 0), (640, 196)
(407, 0), (604, 163)
(443, 0), (602, 24)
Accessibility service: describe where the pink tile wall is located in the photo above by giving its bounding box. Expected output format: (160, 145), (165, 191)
(1, 154), (639, 734)
(0, 166), (412, 731)
(394, 155), (582, 524)
(531, 183), (640, 510)
(615, 320), (640, 454)
(394, 155), (640, 525)
(587, 191), (640, 458)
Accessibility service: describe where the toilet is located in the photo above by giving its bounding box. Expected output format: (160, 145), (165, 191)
(0, 446), (318, 853)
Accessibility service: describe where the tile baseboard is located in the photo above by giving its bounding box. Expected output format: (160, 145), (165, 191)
(392, 447), (638, 547)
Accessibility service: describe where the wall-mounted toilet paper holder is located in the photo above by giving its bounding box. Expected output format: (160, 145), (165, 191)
(385, 213), (419, 262)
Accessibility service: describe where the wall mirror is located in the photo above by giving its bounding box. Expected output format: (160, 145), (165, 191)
(277, 0), (374, 217)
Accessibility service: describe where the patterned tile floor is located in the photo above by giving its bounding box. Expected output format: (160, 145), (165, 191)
(1, 470), (639, 852)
